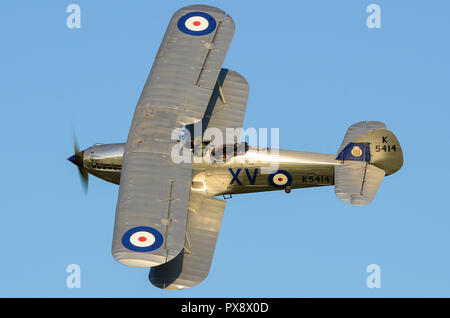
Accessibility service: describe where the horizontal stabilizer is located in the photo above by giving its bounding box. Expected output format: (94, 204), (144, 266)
(335, 162), (385, 206)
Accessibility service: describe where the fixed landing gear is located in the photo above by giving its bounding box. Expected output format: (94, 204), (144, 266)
(284, 186), (291, 194)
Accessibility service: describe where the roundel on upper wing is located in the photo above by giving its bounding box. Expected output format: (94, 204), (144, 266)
(268, 170), (293, 188)
(122, 226), (163, 252)
(177, 11), (217, 36)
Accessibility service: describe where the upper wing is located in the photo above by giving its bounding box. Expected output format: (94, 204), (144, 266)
(112, 109), (192, 267)
(138, 5), (235, 125)
(149, 192), (226, 289)
(112, 5), (235, 267)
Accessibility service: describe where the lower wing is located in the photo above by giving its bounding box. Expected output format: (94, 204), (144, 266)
(148, 192), (226, 289)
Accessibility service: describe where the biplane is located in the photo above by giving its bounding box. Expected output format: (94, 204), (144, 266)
(68, 5), (403, 290)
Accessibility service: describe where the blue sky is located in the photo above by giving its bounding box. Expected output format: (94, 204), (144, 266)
(1, 0), (449, 297)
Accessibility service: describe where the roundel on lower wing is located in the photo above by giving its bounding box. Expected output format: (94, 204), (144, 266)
(122, 226), (164, 252)
(268, 170), (293, 188)
(177, 11), (217, 36)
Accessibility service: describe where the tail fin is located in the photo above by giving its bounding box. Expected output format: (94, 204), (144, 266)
(334, 121), (403, 206)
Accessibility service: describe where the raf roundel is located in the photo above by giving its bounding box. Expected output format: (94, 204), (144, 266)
(268, 170), (293, 188)
(177, 11), (217, 36)
(122, 226), (164, 252)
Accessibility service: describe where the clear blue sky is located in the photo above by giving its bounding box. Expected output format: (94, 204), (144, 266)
(1, 0), (449, 297)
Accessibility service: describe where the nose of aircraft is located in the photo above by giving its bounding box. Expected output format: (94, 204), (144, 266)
(68, 154), (76, 164)
(67, 152), (83, 168)
(67, 147), (89, 193)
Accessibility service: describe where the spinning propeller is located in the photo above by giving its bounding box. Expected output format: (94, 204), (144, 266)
(67, 135), (89, 193)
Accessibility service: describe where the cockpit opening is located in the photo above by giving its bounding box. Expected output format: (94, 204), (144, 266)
(210, 142), (249, 162)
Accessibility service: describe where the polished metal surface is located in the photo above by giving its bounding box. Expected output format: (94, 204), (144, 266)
(74, 143), (339, 195)
(353, 128), (403, 176)
(82, 143), (124, 185)
(200, 147), (337, 196)
(77, 122), (403, 205)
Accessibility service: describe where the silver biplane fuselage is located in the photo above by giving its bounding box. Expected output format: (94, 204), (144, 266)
(73, 142), (340, 196)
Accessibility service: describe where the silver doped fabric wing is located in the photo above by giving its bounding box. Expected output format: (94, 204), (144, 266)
(149, 193), (226, 289)
(112, 5), (235, 267)
(138, 5), (235, 125)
